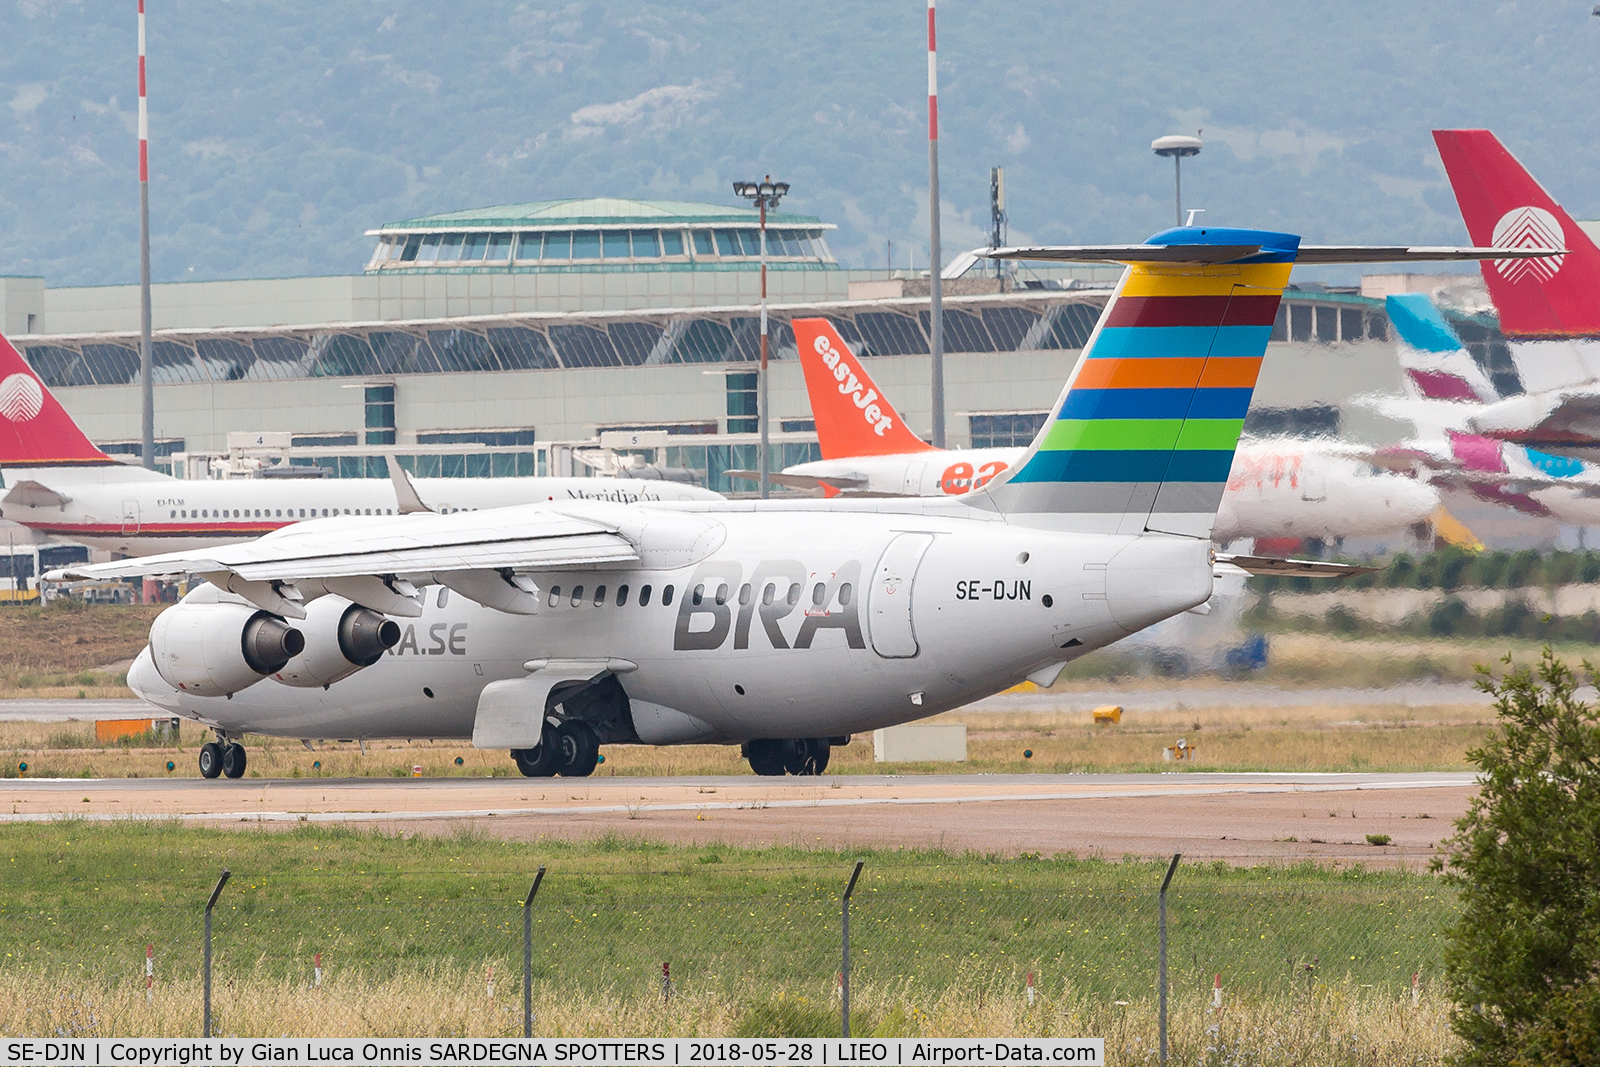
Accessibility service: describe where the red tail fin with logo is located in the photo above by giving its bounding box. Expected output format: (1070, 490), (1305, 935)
(0, 331), (116, 467)
(791, 318), (934, 460)
(1433, 129), (1600, 337)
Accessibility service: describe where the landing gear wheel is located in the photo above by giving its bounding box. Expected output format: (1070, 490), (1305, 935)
(221, 743), (247, 779)
(780, 739), (811, 775)
(198, 742), (224, 779)
(554, 721), (600, 778)
(743, 739), (786, 777)
(512, 729), (560, 778)
(800, 738), (831, 776)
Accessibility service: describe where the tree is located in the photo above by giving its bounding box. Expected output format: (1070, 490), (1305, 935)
(1441, 649), (1600, 1066)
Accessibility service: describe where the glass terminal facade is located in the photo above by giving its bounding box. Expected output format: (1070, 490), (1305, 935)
(363, 198), (839, 275)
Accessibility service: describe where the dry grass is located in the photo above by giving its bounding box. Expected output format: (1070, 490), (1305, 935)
(0, 601), (160, 697)
(0, 694), (1497, 779)
(0, 971), (1457, 1061)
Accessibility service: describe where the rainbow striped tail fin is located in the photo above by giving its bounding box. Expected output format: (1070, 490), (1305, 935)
(976, 227), (1296, 537)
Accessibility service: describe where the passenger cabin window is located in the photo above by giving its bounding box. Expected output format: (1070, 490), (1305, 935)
(547, 585), (562, 607)
(570, 585), (584, 606)
(638, 584), (652, 607)
(839, 583), (852, 606)
(738, 584), (751, 605)
(715, 583), (729, 606)
(616, 585), (629, 606)
(692, 584), (704, 606)
(593, 585), (606, 606)
(437, 587), (449, 608)
(787, 583), (801, 605)
(662, 584), (675, 606)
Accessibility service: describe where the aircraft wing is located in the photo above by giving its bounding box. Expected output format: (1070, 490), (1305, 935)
(47, 505), (639, 617)
(985, 244), (1561, 265)
(1213, 554), (1378, 579)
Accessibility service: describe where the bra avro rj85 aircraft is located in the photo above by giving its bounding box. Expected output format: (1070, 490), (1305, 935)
(0, 333), (718, 556)
(57, 227), (1547, 780)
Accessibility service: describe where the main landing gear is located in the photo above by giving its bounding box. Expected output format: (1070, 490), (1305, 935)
(742, 738), (837, 777)
(199, 735), (248, 779)
(511, 720), (600, 778)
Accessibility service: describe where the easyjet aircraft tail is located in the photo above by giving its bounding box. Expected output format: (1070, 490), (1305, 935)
(1433, 129), (1600, 337)
(791, 318), (935, 459)
(0, 330), (155, 481)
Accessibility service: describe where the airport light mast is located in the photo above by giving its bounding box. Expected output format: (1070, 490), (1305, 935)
(1152, 133), (1202, 228)
(138, 0), (154, 470)
(732, 177), (789, 500)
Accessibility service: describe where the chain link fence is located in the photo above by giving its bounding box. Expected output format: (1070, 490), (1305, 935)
(0, 864), (1458, 1043)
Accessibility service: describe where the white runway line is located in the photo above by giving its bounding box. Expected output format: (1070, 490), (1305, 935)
(0, 773), (1478, 825)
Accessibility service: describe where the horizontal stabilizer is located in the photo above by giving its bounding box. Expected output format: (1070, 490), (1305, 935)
(985, 244), (1561, 266)
(1213, 553), (1377, 579)
(1, 480), (71, 508)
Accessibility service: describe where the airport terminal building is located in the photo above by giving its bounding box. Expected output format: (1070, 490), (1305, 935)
(0, 198), (1517, 495)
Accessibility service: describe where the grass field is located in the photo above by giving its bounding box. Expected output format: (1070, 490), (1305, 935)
(0, 822), (1459, 1058)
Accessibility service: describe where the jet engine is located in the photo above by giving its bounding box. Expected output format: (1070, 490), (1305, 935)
(148, 602), (305, 698)
(272, 595), (401, 688)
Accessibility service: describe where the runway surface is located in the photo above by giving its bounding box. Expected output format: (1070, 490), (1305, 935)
(2, 771), (1475, 866)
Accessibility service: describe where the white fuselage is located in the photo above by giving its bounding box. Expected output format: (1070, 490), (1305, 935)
(784, 437), (1439, 542)
(129, 501), (1214, 744)
(0, 466), (719, 555)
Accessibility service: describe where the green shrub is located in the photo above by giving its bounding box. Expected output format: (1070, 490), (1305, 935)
(1441, 650), (1600, 1065)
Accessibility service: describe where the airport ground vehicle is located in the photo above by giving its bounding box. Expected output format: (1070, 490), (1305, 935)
(0, 334), (720, 556)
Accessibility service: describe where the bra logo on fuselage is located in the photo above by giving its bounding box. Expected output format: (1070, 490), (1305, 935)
(674, 560), (865, 651)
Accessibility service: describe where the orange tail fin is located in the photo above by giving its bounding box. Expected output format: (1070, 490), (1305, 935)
(791, 318), (934, 459)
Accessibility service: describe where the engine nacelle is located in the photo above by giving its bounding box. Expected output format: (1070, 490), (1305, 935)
(149, 602), (305, 697)
(272, 595), (401, 688)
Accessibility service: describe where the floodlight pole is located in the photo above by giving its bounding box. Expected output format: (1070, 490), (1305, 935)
(758, 196), (769, 500)
(138, 0), (154, 470)
(732, 178), (788, 499)
(926, 0), (946, 448)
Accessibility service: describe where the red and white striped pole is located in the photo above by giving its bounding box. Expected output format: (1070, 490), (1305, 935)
(145, 943), (153, 1001)
(926, 0), (945, 448)
(137, 0), (155, 473)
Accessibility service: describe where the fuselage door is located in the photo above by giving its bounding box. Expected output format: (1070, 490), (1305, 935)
(868, 532), (935, 658)
(902, 462), (926, 496)
(120, 499), (140, 534)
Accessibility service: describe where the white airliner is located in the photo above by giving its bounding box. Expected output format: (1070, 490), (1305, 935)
(0, 333), (719, 556)
(57, 227), (1542, 781)
(741, 318), (1439, 545)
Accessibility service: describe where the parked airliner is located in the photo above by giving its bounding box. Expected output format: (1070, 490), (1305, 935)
(743, 317), (1439, 545)
(0, 333), (719, 555)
